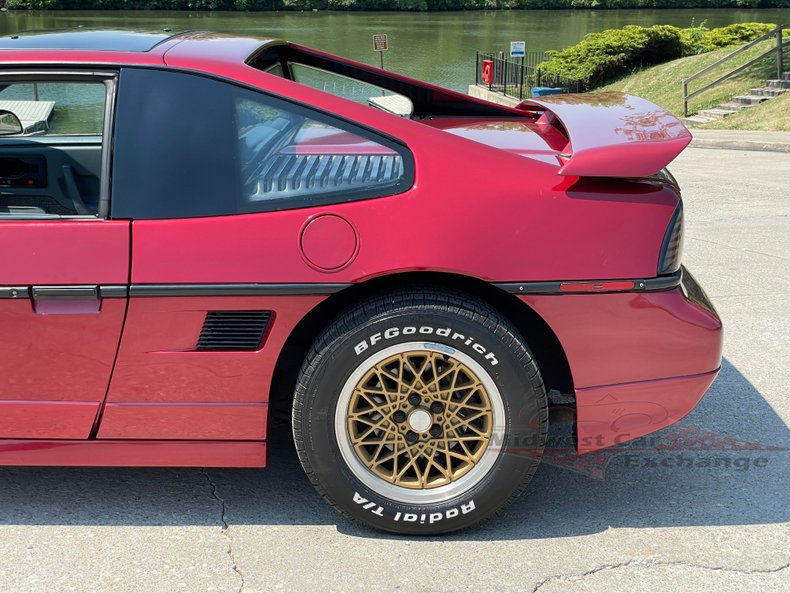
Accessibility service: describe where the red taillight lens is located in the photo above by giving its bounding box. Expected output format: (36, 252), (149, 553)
(658, 204), (684, 274)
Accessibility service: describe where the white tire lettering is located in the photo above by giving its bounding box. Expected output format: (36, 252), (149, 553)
(485, 352), (499, 366)
(355, 325), (499, 367)
(356, 495), (475, 523)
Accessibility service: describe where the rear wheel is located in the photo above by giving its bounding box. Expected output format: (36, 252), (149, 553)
(292, 288), (547, 534)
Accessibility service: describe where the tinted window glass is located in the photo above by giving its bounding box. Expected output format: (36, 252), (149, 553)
(112, 68), (412, 220)
(112, 69), (239, 219)
(236, 91), (406, 207)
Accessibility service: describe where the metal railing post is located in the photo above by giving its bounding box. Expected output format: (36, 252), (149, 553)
(778, 24), (784, 80)
(682, 79), (688, 117)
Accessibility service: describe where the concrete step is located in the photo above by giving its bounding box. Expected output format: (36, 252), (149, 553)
(682, 115), (715, 126)
(766, 79), (790, 89)
(750, 87), (787, 97)
(718, 102), (750, 112)
(731, 95), (769, 106)
(697, 107), (739, 119)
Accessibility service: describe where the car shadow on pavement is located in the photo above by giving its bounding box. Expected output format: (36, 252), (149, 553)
(1, 358), (787, 540)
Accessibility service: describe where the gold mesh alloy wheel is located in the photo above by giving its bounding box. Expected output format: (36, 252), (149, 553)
(346, 350), (494, 490)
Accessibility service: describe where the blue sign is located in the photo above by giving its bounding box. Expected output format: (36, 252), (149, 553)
(510, 41), (526, 58)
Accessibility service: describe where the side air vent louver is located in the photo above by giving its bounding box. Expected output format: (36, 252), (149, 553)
(196, 310), (273, 352)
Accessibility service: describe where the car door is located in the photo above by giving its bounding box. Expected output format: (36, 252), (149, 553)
(0, 71), (129, 439)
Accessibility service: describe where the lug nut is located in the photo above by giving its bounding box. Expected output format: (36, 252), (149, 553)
(392, 411), (407, 423)
(406, 431), (419, 444)
(429, 424), (442, 438)
(430, 401), (444, 414)
(408, 394), (421, 406)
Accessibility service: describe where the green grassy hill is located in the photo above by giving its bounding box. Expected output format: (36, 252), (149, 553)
(599, 39), (790, 131)
(699, 91), (790, 131)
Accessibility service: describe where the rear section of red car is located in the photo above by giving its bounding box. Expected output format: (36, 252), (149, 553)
(420, 93), (722, 453)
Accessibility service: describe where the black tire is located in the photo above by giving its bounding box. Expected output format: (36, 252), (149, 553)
(292, 287), (548, 535)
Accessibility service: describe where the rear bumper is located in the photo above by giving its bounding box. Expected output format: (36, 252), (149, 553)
(519, 266), (723, 453)
(574, 368), (718, 453)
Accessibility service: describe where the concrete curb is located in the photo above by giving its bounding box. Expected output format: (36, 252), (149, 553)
(689, 137), (790, 153)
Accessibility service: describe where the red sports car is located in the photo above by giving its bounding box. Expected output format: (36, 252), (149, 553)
(0, 29), (722, 534)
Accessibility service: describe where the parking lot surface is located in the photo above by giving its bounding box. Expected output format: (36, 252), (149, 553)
(1, 147), (788, 593)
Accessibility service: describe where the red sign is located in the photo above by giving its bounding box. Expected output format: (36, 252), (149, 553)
(482, 59), (494, 85)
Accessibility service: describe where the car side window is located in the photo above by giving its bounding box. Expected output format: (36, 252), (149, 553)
(289, 63), (413, 117)
(112, 68), (413, 220)
(0, 78), (108, 217)
(236, 90), (407, 206)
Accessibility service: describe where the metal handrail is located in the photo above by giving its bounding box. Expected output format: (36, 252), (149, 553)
(682, 24), (786, 116)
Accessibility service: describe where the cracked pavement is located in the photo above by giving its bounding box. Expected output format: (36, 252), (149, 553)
(202, 469), (244, 593)
(1, 147), (788, 593)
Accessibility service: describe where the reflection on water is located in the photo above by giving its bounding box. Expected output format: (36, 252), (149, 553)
(0, 9), (788, 90)
(0, 82), (104, 134)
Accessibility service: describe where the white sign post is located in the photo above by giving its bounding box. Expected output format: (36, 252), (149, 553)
(510, 41), (526, 58)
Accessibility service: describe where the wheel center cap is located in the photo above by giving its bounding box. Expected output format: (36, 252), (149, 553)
(407, 408), (432, 433)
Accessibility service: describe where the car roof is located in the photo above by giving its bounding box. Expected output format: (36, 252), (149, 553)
(0, 29), (178, 52)
(0, 29), (283, 70)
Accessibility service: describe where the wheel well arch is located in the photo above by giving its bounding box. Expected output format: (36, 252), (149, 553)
(267, 271), (575, 431)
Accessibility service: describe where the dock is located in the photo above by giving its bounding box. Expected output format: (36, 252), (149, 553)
(368, 94), (412, 117)
(0, 100), (56, 134)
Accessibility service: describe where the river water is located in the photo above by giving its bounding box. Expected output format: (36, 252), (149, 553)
(1, 9), (788, 89)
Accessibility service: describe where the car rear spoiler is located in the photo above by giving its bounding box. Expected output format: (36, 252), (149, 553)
(515, 92), (692, 177)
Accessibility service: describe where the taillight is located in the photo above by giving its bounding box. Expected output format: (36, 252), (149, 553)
(658, 204), (684, 274)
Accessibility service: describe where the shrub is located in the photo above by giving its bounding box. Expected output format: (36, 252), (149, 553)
(703, 23), (777, 48)
(538, 22), (780, 91)
(537, 25), (685, 90)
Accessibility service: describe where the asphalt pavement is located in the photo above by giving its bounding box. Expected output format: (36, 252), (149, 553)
(1, 147), (788, 593)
